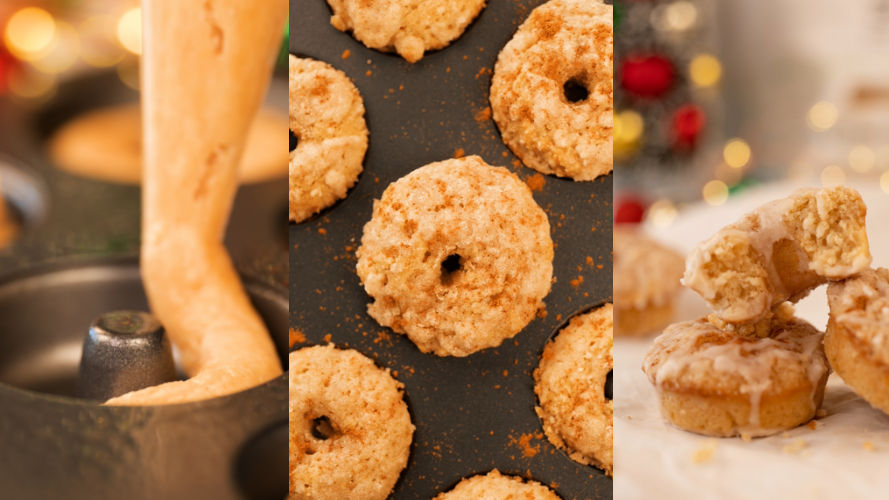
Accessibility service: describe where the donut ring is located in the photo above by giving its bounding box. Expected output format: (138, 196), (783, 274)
(49, 104), (289, 185)
(614, 228), (684, 337)
(683, 186), (871, 325)
(534, 304), (613, 475)
(826, 267), (889, 415)
(289, 55), (368, 223)
(434, 470), (561, 500)
(326, 0), (487, 63)
(643, 309), (830, 437)
(490, 0), (613, 181)
(356, 156), (553, 357)
(289, 344), (414, 500)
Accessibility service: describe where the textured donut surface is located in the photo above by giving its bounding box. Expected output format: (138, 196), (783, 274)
(289, 55), (368, 222)
(289, 345), (414, 500)
(356, 155), (553, 357)
(433, 470), (561, 500)
(490, 0), (613, 181)
(326, 0), (487, 63)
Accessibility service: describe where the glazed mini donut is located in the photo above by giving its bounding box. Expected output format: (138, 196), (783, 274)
(683, 186), (871, 326)
(289, 344), (414, 500)
(326, 0), (487, 63)
(289, 55), (368, 223)
(490, 0), (613, 181)
(49, 104), (289, 185)
(535, 304), (613, 475)
(642, 307), (830, 437)
(826, 267), (889, 415)
(434, 470), (561, 500)
(614, 227), (684, 337)
(356, 155), (553, 357)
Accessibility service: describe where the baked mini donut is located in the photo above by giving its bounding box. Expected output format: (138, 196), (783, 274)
(434, 470), (561, 500)
(290, 344), (414, 500)
(683, 186), (871, 325)
(356, 155), (553, 357)
(289, 55), (368, 222)
(826, 267), (889, 415)
(490, 0), (613, 181)
(326, 0), (486, 63)
(642, 308), (830, 437)
(49, 104), (289, 185)
(614, 227), (684, 336)
(535, 304), (613, 475)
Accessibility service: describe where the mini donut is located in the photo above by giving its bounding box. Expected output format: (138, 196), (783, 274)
(356, 155), (553, 357)
(289, 55), (368, 223)
(614, 227), (684, 336)
(49, 104), (289, 185)
(490, 0), (613, 181)
(683, 186), (871, 325)
(826, 267), (889, 415)
(642, 308), (830, 437)
(534, 304), (613, 475)
(326, 0), (487, 63)
(434, 470), (561, 500)
(289, 344), (414, 500)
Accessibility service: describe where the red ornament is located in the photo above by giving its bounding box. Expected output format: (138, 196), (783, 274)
(672, 105), (705, 150)
(621, 55), (675, 99)
(615, 198), (646, 224)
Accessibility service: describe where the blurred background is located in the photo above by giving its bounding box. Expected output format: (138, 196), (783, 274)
(614, 0), (889, 226)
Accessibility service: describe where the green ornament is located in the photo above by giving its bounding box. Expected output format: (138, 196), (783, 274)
(278, 21), (289, 68)
(614, 1), (623, 30)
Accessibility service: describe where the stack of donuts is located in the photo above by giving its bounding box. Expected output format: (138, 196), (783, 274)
(643, 186), (882, 437)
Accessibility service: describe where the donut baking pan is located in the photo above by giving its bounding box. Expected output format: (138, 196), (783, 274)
(291, 1), (613, 498)
(0, 68), (289, 498)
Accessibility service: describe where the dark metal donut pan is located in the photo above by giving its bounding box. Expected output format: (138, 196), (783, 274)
(291, 1), (613, 498)
(0, 65), (290, 498)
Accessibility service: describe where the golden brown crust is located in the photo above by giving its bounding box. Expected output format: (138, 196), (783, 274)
(535, 304), (613, 475)
(290, 345), (414, 500)
(490, 0), (613, 181)
(356, 156), (553, 357)
(433, 470), (561, 500)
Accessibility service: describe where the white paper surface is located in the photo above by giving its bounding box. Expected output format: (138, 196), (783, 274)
(614, 181), (889, 500)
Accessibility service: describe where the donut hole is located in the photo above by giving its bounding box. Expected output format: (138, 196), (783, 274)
(605, 369), (613, 400)
(563, 79), (590, 103)
(311, 416), (336, 440)
(440, 254), (463, 286)
(289, 130), (298, 152)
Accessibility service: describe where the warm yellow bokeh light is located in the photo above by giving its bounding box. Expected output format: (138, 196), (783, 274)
(690, 54), (722, 88)
(808, 101), (838, 132)
(848, 145), (875, 174)
(31, 21), (79, 74)
(80, 15), (125, 67)
(703, 180), (729, 206)
(646, 199), (678, 228)
(4, 8), (56, 55)
(664, 1), (698, 31)
(614, 110), (644, 159)
(117, 8), (142, 55)
(881, 172), (889, 194)
(723, 139), (751, 169)
(821, 165), (845, 187)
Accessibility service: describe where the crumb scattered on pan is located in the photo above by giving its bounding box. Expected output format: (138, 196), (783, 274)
(692, 439), (717, 464)
(569, 275), (584, 288)
(341, 49), (350, 59)
(475, 106), (491, 123)
(536, 304), (547, 319)
(525, 174), (545, 192)
(323, 334), (332, 343)
(782, 439), (807, 455)
(508, 432), (544, 459)
(318, 228), (327, 235)
(454, 148), (465, 158)
(289, 328), (306, 347)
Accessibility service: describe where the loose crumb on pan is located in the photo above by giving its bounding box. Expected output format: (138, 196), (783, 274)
(692, 439), (717, 464)
(342, 49), (350, 59)
(525, 174), (545, 192)
(454, 148), (465, 158)
(782, 439), (807, 455)
(475, 106), (492, 123)
(508, 432), (544, 458)
(323, 333), (332, 343)
(289, 328), (306, 347)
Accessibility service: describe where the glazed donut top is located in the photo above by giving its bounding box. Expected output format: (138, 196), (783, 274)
(434, 470), (561, 500)
(683, 186), (871, 324)
(643, 311), (828, 406)
(828, 267), (889, 366)
(614, 227), (684, 310)
(490, 0), (613, 181)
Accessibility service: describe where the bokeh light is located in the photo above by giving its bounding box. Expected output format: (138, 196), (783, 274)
(689, 54), (721, 88)
(703, 180), (728, 206)
(723, 139), (751, 168)
(646, 199), (678, 228)
(820, 165), (845, 187)
(881, 172), (889, 194)
(807, 101), (838, 132)
(848, 145), (875, 174)
(614, 110), (644, 159)
(80, 15), (125, 67)
(651, 2), (698, 32)
(117, 8), (142, 55)
(31, 21), (79, 74)
(4, 8), (56, 57)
